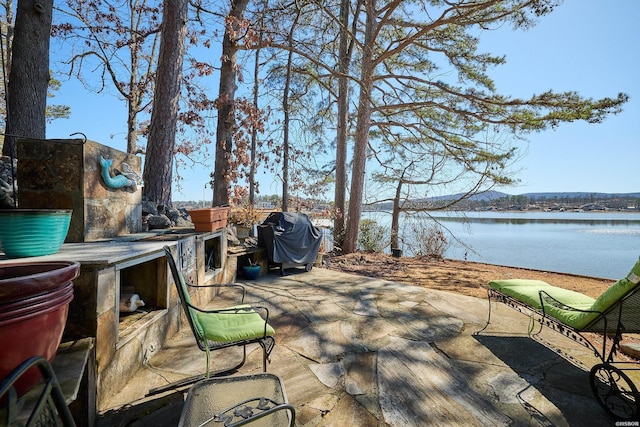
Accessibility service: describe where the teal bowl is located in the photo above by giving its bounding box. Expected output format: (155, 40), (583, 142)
(0, 209), (72, 258)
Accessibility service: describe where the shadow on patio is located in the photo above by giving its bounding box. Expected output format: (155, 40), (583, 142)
(98, 267), (616, 426)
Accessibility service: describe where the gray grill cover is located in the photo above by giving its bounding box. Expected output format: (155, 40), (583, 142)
(258, 212), (322, 265)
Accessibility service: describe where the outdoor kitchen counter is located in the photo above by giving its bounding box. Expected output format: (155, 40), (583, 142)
(0, 227), (229, 412)
(0, 228), (216, 266)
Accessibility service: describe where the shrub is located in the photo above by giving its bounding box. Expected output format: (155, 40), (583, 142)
(358, 219), (387, 252)
(407, 218), (449, 260)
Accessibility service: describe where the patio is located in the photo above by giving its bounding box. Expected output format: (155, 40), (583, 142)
(98, 266), (615, 426)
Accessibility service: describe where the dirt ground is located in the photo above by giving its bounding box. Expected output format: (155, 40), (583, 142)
(324, 252), (615, 300)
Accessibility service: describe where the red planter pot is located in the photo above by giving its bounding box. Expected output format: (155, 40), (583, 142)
(0, 261), (80, 396)
(0, 261), (80, 303)
(188, 207), (229, 232)
(0, 283), (73, 322)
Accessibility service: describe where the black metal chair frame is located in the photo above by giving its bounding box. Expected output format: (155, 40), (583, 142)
(178, 373), (295, 427)
(479, 284), (640, 421)
(0, 356), (76, 427)
(148, 246), (275, 396)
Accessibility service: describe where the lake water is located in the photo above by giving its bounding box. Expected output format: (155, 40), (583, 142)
(362, 211), (640, 280)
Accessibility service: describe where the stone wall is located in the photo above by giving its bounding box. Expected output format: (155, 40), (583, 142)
(16, 138), (142, 242)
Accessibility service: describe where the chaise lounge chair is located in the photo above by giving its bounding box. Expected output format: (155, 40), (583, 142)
(480, 257), (640, 420)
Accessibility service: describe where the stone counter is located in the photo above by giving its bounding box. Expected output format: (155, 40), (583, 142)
(0, 228), (227, 410)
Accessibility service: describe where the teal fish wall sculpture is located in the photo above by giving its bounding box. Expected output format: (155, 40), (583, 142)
(100, 156), (137, 190)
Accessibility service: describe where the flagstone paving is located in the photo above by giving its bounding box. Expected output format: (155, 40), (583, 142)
(99, 267), (616, 426)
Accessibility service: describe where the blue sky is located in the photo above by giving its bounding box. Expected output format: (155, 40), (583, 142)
(46, 1), (640, 202)
(481, 1), (639, 196)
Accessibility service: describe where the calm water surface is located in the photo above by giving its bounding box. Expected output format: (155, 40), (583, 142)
(364, 211), (640, 280)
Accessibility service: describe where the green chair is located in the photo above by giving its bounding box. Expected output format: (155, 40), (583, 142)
(151, 246), (275, 395)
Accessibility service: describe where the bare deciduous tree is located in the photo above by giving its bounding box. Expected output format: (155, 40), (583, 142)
(53, 0), (161, 153)
(212, 0), (251, 206)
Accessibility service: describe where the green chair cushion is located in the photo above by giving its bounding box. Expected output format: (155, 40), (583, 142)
(541, 300), (598, 330)
(489, 258), (640, 330)
(489, 279), (594, 310)
(589, 257), (640, 314)
(490, 279), (596, 329)
(489, 279), (549, 309)
(196, 305), (275, 343)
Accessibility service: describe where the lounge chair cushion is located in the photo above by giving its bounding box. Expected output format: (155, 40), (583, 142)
(489, 279), (596, 328)
(489, 257), (640, 330)
(489, 279), (595, 311)
(196, 305), (275, 343)
(589, 258), (640, 314)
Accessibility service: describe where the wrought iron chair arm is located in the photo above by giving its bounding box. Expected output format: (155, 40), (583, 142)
(0, 356), (76, 427)
(186, 283), (246, 302)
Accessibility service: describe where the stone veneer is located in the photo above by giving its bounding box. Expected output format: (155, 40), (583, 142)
(16, 138), (142, 242)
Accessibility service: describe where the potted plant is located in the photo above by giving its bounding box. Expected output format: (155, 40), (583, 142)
(228, 204), (262, 240)
(241, 258), (261, 280)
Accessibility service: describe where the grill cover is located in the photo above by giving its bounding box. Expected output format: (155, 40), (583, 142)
(258, 212), (322, 265)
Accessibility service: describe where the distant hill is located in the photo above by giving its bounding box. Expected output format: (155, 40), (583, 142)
(368, 191), (640, 212)
(435, 191), (640, 202)
(520, 192), (640, 200)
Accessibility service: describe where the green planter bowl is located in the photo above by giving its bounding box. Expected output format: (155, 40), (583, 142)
(0, 209), (72, 258)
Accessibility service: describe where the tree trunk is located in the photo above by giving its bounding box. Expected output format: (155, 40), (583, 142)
(126, 58), (140, 154)
(4, 0), (52, 157)
(249, 24), (263, 206)
(342, 0), (375, 254)
(390, 178), (402, 250)
(280, 2), (302, 213)
(333, 0), (351, 247)
(212, 0), (250, 207)
(2, 0), (14, 79)
(142, 0), (187, 205)
(281, 48), (291, 212)
(126, 27), (142, 155)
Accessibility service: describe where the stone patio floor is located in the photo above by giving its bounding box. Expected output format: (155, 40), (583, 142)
(98, 267), (620, 426)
